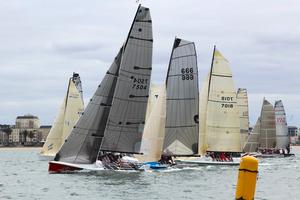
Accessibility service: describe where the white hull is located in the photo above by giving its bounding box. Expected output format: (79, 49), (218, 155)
(175, 157), (240, 166)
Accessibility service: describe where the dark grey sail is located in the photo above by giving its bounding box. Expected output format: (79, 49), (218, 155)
(162, 38), (199, 156)
(54, 46), (123, 164)
(100, 5), (153, 154)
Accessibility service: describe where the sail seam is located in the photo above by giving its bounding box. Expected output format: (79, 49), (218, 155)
(211, 73), (232, 78)
(208, 99), (237, 103)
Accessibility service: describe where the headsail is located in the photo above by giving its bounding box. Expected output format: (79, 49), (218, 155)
(54, 47), (123, 164)
(162, 38), (199, 156)
(258, 99), (276, 149)
(100, 5), (153, 154)
(236, 88), (249, 149)
(243, 118), (260, 152)
(136, 84), (166, 162)
(205, 47), (241, 152)
(274, 100), (289, 148)
(198, 74), (209, 155)
(41, 73), (84, 157)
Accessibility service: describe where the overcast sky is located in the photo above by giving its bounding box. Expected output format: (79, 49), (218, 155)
(0, 0), (300, 126)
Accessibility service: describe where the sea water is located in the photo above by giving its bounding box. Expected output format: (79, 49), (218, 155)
(0, 147), (300, 200)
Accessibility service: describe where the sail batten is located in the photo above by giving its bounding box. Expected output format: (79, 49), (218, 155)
(162, 38), (199, 156)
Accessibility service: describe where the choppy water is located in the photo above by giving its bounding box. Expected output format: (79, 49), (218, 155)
(0, 148), (300, 200)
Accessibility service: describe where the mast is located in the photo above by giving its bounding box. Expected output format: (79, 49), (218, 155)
(162, 38), (199, 156)
(207, 45), (216, 99)
(99, 5), (153, 154)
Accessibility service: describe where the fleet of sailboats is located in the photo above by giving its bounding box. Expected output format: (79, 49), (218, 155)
(44, 4), (293, 173)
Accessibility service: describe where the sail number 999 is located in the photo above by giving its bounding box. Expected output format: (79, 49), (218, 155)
(181, 68), (194, 81)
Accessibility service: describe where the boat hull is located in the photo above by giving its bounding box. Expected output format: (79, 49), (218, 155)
(48, 161), (85, 173)
(175, 157), (240, 166)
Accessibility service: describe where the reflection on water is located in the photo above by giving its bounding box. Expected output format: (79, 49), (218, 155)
(0, 147), (300, 199)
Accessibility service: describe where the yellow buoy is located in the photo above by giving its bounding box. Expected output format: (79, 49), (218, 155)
(235, 155), (258, 200)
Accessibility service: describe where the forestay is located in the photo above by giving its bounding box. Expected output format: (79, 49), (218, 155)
(100, 5), (153, 154)
(162, 38), (199, 156)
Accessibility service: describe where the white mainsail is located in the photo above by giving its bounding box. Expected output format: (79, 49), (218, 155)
(274, 100), (289, 148)
(204, 47), (241, 152)
(137, 84), (166, 162)
(259, 99), (276, 149)
(41, 74), (84, 157)
(236, 88), (249, 149)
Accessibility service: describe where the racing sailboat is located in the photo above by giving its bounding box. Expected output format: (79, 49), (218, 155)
(49, 5), (153, 172)
(177, 46), (242, 166)
(40, 73), (84, 159)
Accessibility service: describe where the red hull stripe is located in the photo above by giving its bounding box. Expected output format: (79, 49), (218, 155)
(48, 162), (83, 173)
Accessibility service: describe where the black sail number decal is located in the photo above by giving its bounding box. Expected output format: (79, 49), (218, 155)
(221, 96), (234, 108)
(181, 67), (194, 81)
(131, 76), (148, 90)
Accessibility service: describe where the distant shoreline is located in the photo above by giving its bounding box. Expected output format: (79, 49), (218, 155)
(0, 146), (41, 150)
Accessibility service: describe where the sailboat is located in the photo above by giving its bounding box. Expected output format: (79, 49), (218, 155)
(176, 46), (242, 166)
(236, 88), (249, 149)
(49, 5), (153, 172)
(40, 73), (84, 159)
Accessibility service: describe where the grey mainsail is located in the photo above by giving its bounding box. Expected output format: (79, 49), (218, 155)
(54, 47), (123, 164)
(100, 5), (153, 154)
(259, 99), (276, 149)
(162, 38), (199, 156)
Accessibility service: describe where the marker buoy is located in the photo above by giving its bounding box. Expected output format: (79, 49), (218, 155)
(235, 155), (258, 200)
